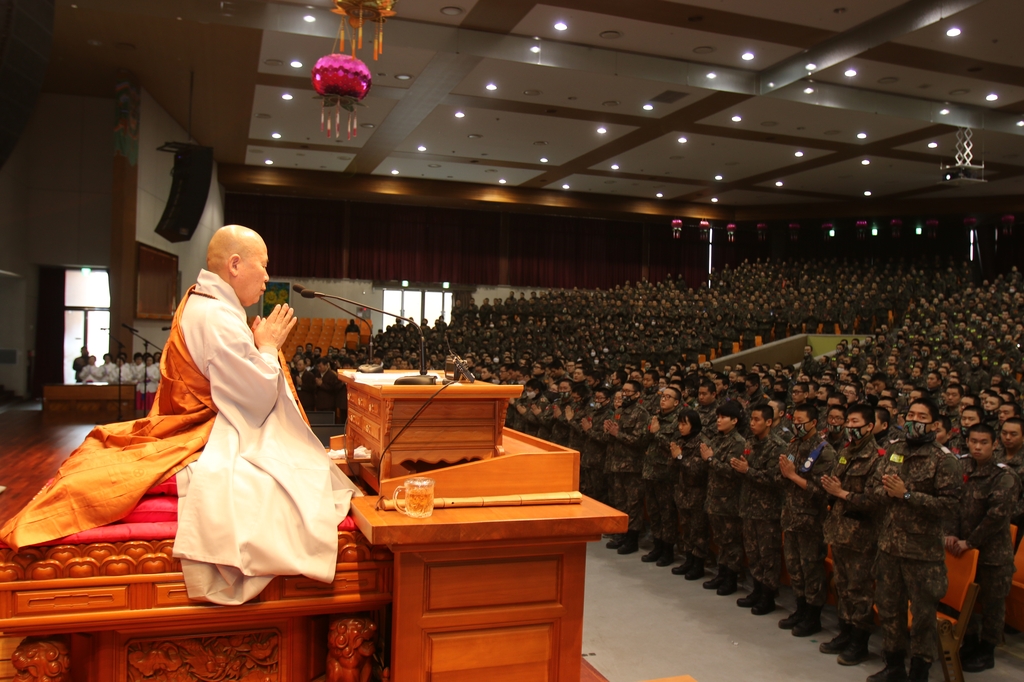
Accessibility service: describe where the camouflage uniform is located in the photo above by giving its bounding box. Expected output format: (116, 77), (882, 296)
(781, 433), (836, 607)
(739, 432), (787, 590)
(571, 401), (610, 505)
(511, 393), (543, 436)
(696, 400), (719, 435)
(823, 435), (884, 631)
(870, 437), (962, 662)
(604, 397), (650, 532)
(643, 407), (681, 545)
(673, 434), (710, 560)
(955, 458), (1021, 644)
(705, 428), (748, 573)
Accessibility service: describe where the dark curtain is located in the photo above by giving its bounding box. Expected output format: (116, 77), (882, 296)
(34, 266), (64, 397)
(507, 214), (642, 289)
(648, 224), (710, 290)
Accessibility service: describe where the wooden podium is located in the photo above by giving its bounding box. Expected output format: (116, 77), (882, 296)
(340, 372), (627, 682)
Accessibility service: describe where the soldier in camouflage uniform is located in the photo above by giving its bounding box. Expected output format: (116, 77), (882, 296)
(998, 417), (1024, 540)
(670, 409), (710, 580)
(602, 380), (650, 555)
(571, 385), (611, 505)
(734, 404), (787, 615)
(819, 404), (885, 665)
(867, 398), (962, 682)
(946, 423), (1021, 673)
(510, 378), (546, 436)
(700, 401), (747, 596)
(546, 377), (575, 447)
(778, 404), (836, 637)
(640, 386), (682, 566)
(695, 379), (721, 434)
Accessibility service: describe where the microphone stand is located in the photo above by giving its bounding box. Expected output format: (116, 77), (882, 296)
(101, 328), (126, 421)
(122, 323), (164, 412)
(291, 285), (378, 372)
(294, 286), (436, 385)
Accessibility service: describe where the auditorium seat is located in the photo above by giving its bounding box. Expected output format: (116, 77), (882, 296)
(346, 332), (359, 350)
(910, 548), (979, 682)
(1008, 526), (1024, 631)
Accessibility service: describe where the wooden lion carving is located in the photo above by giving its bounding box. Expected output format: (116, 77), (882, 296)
(11, 637), (72, 682)
(326, 616), (377, 682)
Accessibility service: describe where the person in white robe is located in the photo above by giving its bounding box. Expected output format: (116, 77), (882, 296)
(77, 356), (104, 383)
(172, 224), (360, 605)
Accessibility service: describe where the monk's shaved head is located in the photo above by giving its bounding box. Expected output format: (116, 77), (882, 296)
(207, 225), (269, 307)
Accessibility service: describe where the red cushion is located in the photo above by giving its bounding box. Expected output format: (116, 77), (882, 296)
(119, 496), (179, 524)
(145, 478), (178, 496)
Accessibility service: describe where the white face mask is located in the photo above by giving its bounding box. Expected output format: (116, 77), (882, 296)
(525, 390), (537, 399)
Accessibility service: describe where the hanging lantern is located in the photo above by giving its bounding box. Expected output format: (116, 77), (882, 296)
(856, 220), (868, 241)
(822, 222), (833, 240)
(311, 54), (372, 139)
(699, 219), (710, 241)
(332, 0), (398, 61)
(1001, 214), (1015, 236)
(789, 222), (800, 242)
(756, 222), (768, 242)
(926, 218), (939, 238)
(671, 218), (682, 239)
(726, 223), (737, 243)
(890, 218), (902, 238)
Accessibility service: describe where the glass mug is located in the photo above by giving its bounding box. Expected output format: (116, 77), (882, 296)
(392, 477), (435, 518)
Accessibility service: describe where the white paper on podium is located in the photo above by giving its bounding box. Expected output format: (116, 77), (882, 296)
(344, 371), (445, 385)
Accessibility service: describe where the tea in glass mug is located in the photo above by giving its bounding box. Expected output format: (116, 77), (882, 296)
(392, 477), (435, 518)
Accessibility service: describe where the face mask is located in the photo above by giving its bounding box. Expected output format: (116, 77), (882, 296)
(559, 391), (571, 400)
(904, 420), (932, 441)
(525, 390), (537, 400)
(828, 423), (844, 435)
(793, 422), (811, 438)
(845, 424), (871, 443)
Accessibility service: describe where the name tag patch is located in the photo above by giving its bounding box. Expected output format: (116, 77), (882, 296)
(838, 457), (847, 465)
(890, 454), (904, 464)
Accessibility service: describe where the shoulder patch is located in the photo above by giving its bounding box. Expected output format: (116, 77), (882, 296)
(939, 446), (952, 455)
(838, 456), (848, 465)
(890, 454), (904, 464)
(997, 462), (1009, 469)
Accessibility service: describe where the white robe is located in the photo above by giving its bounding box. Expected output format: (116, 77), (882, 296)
(172, 269), (360, 605)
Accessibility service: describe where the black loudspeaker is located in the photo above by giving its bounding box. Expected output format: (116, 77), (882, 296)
(0, 0), (54, 172)
(154, 142), (214, 243)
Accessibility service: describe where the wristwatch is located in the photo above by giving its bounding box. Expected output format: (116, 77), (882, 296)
(903, 491), (912, 502)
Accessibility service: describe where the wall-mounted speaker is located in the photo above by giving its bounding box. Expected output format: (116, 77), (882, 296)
(0, 0), (54, 172)
(154, 142), (214, 243)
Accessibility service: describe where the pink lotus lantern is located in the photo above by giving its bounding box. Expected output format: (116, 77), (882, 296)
(699, 219), (710, 241)
(926, 218), (940, 238)
(756, 222), (767, 242)
(890, 218), (902, 238)
(856, 220), (868, 241)
(671, 218), (682, 239)
(726, 223), (737, 243)
(789, 222), (800, 242)
(822, 222), (833, 240)
(311, 53), (372, 139)
(1001, 214), (1014, 237)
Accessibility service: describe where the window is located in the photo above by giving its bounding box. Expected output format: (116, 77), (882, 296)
(381, 288), (453, 327)
(63, 269), (111, 383)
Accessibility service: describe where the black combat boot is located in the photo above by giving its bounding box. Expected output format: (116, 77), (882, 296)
(958, 633), (981, 661)
(837, 627), (871, 666)
(605, 534), (625, 550)
(672, 552), (694, 575)
(702, 565), (727, 590)
(750, 588), (777, 616)
(791, 603), (823, 637)
(736, 580), (763, 608)
(961, 640), (995, 673)
(867, 650), (907, 682)
(641, 539), (664, 563)
(716, 567), (738, 596)
(778, 597), (807, 629)
(656, 543), (675, 567)
(907, 656), (931, 682)
(819, 621), (854, 654)
(616, 530), (640, 555)
(684, 556), (706, 580)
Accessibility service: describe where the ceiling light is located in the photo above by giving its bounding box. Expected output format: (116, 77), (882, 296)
(928, 142), (938, 148)
(467, 133), (482, 139)
(562, 183), (570, 189)
(290, 60), (303, 68)
(417, 145), (426, 151)
(940, 108), (950, 115)
(540, 157), (549, 163)
(986, 93), (999, 101)
(454, 111), (465, 118)
(946, 27), (961, 37)
(706, 72), (717, 79)
(871, 227), (878, 236)
(530, 45), (541, 53)
(862, 159), (870, 165)
(271, 132), (282, 139)
(281, 93), (293, 100)
(863, 190), (872, 196)
(303, 15), (316, 23)
(360, 123), (375, 129)
(440, 6), (464, 16)
(499, 179), (506, 184)
(391, 169), (399, 175)
(844, 68), (857, 77)
(264, 159), (273, 165)
(741, 52), (754, 61)
(656, 193), (664, 198)
(597, 127), (607, 134)
(677, 136), (688, 144)
(714, 174), (723, 180)
(711, 197), (719, 203)
(775, 181), (784, 187)
(731, 115), (742, 122)
(1017, 121), (1024, 127)
(611, 164), (619, 170)
(554, 22), (568, 31)
(395, 74), (412, 81)
(485, 83), (497, 91)
(857, 132), (867, 139)
(794, 151), (804, 157)
(642, 104), (654, 111)
(805, 63), (817, 71)
(804, 87), (815, 94)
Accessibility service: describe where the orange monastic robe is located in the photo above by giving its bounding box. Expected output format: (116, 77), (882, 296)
(0, 288), (217, 551)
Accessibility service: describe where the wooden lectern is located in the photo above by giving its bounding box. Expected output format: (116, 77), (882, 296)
(340, 372), (626, 682)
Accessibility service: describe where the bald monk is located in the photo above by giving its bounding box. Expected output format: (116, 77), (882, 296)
(1, 225), (360, 605)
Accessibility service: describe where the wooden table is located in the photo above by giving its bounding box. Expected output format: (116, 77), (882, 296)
(351, 495), (627, 682)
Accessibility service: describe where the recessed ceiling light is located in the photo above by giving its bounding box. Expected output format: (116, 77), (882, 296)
(642, 104), (654, 111)
(940, 108), (950, 115)
(863, 190), (872, 196)
(290, 60), (303, 68)
(1017, 121), (1024, 127)
(844, 68), (857, 77)
(271, 132), (282, 139)
(417, 145), (426, 152)
(264, 159), (274, 165)
(711, 197), (719, 203)
(693, 46), (715, 54)
(804, 87), (815, 94)
(540, 157), (549, 163)
(530, 45), (541, 53)
(775, 181), (784, 187)
(360, 123), (375, 129)
(656, 192), (664, 198)
(600, 30), (622, 39)
(391, 169), (399, 175)
(741, 52), (754, 61)
(524, 89), (542, 96)
(706, 72), (717, 79)
(928, 141), (938, 148)
(440, 6), (464, 16)
(946, 27), (961, 37)
(554, 22), (568, 31)
(857, 132), (867, 139)
(731, 115), (742, 122)
(499, 179), (506, 184)
(714, 174), (723, 180)
(677, 136), (688, 144)
(861, 159), (870, 165)
(454, 111), (465, 118)
(533, 140), (549, 146)
(794, 151), (804, 157)
(596, 127), (607, 134)
(611, 164), (619, 170)
(805, 63), (817, 71)
(485, 83), (497, 91)
(265, 59), (284, 66)
(395, 74), (412, 81)
(562, 183), (570, 189)
(303, 15), (316, 23)
(281, 93), (293, 100)
(428, 163), (441, 168)
(986, 93), (999, 101)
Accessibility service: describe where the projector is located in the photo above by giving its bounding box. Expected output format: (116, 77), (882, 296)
(939, 164), (986, 186)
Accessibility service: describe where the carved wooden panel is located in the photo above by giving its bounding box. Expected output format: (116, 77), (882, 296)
(11, 636), (72, 682)
(126, 630), (279, 681)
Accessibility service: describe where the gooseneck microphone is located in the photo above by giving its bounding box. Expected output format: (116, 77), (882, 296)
(292, 284), (381, 373)
(292, 285), (435, 385)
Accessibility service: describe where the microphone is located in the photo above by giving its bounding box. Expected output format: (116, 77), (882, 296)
(295, 287), (435, 385)
(122, 323), (139, 333)
(161, 326), (172, 331)
(293, 285), (381, 373)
